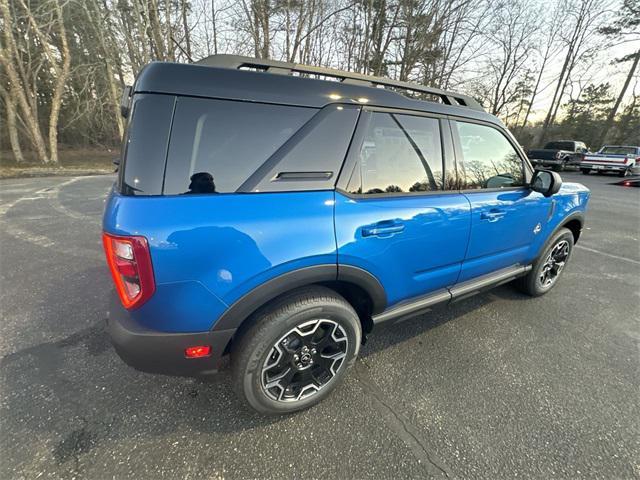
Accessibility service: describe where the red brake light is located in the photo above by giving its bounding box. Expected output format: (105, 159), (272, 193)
(102, 233), (155, 309)
(185, 345), (211, 358)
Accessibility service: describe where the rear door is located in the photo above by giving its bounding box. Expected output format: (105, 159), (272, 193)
(334, 109), (471, 308)
(451, 119), (550, 282)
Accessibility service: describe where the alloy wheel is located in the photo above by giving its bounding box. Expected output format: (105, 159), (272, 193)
(538, 240), (570, 288)
(261, 319), (348, 402)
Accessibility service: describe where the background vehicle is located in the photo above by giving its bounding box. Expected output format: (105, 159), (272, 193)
(103, 55), (590, 415)
(527, 140), (589, 171)
(580, 145), (640, 177)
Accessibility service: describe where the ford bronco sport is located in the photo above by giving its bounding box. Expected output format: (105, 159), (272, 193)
(103, 55), (590, 414)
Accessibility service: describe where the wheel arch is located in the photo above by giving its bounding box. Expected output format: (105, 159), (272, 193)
(215, 264), (386, 354)
(560, 214), (584, 244)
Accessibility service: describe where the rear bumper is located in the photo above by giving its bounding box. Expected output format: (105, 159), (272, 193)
(530, 158), (579, 166)
(580, 163), (627, 171)
(107, 293), (235, 376)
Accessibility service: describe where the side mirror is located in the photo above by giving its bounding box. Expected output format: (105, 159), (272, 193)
(531, 169), (562, 197)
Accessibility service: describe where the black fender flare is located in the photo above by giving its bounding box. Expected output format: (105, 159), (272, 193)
(211, 264), (386, 332)
(545, 210), (584, 250)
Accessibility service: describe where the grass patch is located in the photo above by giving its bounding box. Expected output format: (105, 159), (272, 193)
(0, 147), (119, 178)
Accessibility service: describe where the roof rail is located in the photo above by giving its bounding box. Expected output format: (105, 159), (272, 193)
(195, 54), (484, 112)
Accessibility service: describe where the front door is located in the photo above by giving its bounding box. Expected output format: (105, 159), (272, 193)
(451, 120), (550, 282)
(334, 110), (471, 308)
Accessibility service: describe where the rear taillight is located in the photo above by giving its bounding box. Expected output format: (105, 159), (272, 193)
(102, 232), (155, 309)
(623, 158), (629, 164)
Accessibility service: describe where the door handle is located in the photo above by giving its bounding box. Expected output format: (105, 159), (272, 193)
(362, 222), (405, 237)
(480, 209), (506, 222)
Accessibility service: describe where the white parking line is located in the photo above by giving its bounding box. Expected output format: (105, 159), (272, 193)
(0, 176), (103, 260)
(575, 244), (640, 266)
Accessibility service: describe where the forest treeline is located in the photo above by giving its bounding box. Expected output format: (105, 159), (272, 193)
(0, 0), (638, 165)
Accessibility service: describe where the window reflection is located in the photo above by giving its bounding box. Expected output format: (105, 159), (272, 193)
(455, 122), (524, 189)
(185, 172), (217, 194)
(163, 97), (314, 195)
(357, 113), (443, 195)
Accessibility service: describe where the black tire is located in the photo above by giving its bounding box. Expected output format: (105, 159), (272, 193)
(552, 164), (562, 172)
(618, 170), (627, 177)
(231, 286), (361, 415)
(596, 170), (605, 175)
(581, 169), (591, 175)
(517, 227), (574, 297)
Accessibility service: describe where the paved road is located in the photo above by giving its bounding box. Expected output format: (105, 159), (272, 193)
(1, 172), (638, 479)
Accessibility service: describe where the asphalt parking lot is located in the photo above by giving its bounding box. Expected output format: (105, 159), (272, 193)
(1, 171), (638, 479)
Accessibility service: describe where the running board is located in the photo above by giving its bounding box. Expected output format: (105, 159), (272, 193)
(372, 264), (531, 325)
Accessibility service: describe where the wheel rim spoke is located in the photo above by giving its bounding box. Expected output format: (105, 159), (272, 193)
(261, 319), (349, 403)
(538, 240), (570, 288)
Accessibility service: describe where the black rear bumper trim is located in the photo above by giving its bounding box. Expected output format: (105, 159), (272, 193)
(108, 294), (235, 377)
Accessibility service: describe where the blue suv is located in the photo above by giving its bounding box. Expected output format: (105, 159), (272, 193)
(103, 55), (590, 414)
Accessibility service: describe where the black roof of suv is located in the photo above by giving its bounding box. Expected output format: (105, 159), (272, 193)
(128, 54), (496, 125)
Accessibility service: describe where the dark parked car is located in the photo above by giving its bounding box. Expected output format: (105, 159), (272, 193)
(103, 55), (590, 414)
(528, 140), (589, 171)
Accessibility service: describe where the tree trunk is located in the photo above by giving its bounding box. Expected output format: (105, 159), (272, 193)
(148, 0), (167, 59)
(4, 94), (24, 163)
(211, 0), (218, 54)
(165, 0), (175, 61)
(180, 0), (192, 60)
(599, 51), (639, 145)
(1, 0), (50, 162)
(45, 0), (71, 165)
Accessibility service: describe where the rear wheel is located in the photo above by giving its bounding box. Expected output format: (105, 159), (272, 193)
(618, 170), (627, 177)
(231, 286), (361, 415)
(517, 228), (574, 297)
(581, 168), (591, 175)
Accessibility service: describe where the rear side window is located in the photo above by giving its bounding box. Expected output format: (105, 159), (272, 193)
(120, 94), (175, 196)
(163, 98), (316, 194)
(349, 112), (443, 195)
(454, 121), (524, 190)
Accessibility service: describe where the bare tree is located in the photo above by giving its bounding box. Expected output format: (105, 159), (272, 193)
(0, 0), (70, 163)
(484, 0), (537, 116)
(538, 0), (613, 144)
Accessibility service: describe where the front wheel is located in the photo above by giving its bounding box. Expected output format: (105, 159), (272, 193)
(618, 170), (628, 177)
(581, 168), (591, 175)
(231, 286), (361, 415)
(517, 228), (574, 297)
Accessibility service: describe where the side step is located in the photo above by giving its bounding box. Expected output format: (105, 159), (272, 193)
(372, 264), (531, 325)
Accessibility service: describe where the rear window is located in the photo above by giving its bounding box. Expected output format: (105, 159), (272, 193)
(162, 98), (316, 194)
(544, 141), (574, 151)
(600, 146), (638, 155)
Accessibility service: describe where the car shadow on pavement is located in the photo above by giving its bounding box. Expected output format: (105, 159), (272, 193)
(0, 272), (526, 469)
(360, 284), (528, 358)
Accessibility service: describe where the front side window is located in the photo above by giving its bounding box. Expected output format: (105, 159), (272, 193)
(350, 112), (443, 195)
(455, 121), (524, 189)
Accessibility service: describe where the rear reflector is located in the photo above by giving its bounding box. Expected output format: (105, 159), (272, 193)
(185, 346), (211, 358)
(102, 232), (155, 309)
